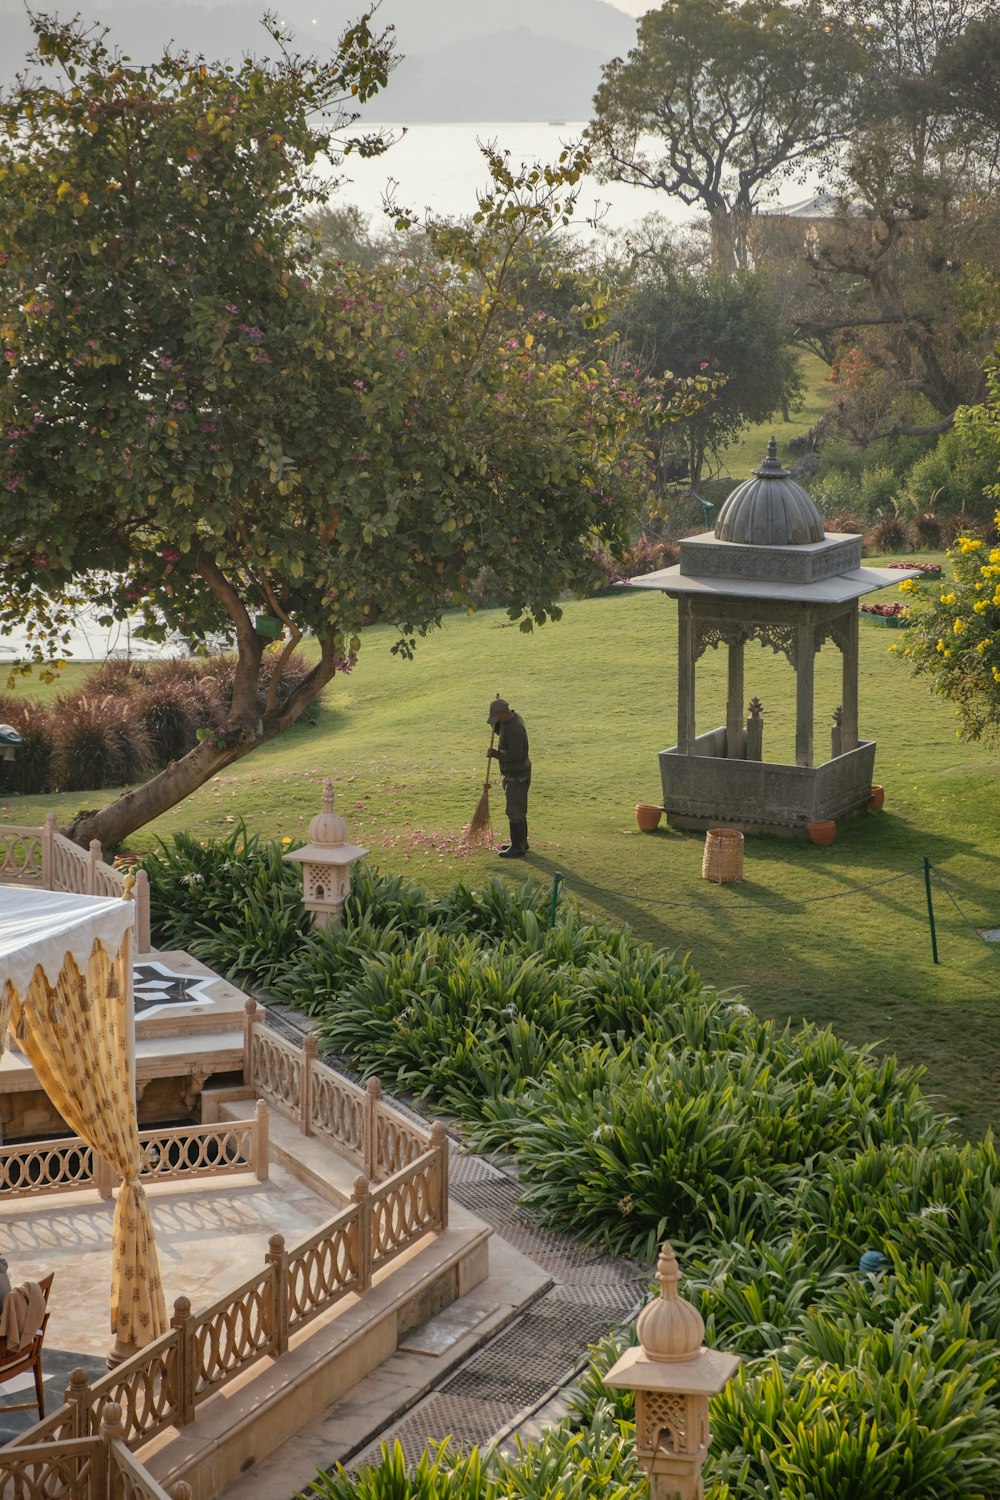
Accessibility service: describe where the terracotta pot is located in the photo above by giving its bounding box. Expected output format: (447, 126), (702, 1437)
(807, 819), (837, 847)
(635, 803), (663, 832)
(868, 784), (885, 811)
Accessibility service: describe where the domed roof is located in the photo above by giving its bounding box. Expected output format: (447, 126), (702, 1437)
(635, 1243), (704, 1363)
(308, 778), (349, 846)
(714, 438), (824, 547)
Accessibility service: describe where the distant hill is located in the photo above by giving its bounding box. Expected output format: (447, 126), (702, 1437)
(0, 0), (637, 119)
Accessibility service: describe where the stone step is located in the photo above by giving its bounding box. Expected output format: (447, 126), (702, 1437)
(213, 1233), (551, 1500)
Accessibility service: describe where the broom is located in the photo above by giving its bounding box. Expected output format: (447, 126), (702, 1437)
(462, 726), (496, 846)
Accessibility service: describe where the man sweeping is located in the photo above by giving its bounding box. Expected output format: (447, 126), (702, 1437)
(487, 697), (531, 859)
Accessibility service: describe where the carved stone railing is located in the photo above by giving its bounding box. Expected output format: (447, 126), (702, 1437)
(7, 1123), (449, 1467)
(243, 1000), (435, 1183)
(0, 1109), (268, 1201)
(0, 1404), (192, 1499)
(1, 1008), (450, 1494)
(0, 814), (151, 952)
(659, 735), (878, 831)
(0, 823), (45, 884)
(368, 1147), (446, 1270)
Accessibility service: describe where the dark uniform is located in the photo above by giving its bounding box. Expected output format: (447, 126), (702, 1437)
(487, 697), (531, 858)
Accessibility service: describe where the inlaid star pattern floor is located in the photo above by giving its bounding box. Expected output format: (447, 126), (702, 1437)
(132, 961), (218, 1018)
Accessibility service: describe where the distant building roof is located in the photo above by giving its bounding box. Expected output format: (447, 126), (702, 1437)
(759, 193), (858, 219)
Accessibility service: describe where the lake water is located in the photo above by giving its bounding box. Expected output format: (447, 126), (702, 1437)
(328, 120), (694, 240)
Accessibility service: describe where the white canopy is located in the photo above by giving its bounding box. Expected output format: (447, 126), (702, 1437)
(0, 886), (135, 997)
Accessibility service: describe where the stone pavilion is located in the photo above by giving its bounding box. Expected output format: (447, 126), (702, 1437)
(627, 441), (919, 836)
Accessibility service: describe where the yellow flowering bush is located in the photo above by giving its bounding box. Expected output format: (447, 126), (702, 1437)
(898, 508), (1000, 743)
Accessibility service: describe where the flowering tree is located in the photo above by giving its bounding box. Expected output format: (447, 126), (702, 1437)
(0, 20), (705, 848)
(897, 522), (1000, 743)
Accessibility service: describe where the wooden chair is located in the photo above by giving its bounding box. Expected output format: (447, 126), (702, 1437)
(0, 1273), (54, 1420)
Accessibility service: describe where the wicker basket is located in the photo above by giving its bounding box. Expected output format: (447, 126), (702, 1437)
(702, 828), (744, 883)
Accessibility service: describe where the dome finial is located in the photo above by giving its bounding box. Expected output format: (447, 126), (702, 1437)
(308, 777), (348, 847)
(712, 439), (824, 546)
(752, 436), (789, 479)
(635, 1242), (705, 1362)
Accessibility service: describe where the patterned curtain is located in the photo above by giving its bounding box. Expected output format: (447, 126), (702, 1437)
(8, 935), (167, 1347)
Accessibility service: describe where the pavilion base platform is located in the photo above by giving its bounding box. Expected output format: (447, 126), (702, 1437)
(0, 1099), (496, 1500)
(0, 948), (248, 1141)
(659, 733), (877, 838)
(137, 1104), (493, 1500)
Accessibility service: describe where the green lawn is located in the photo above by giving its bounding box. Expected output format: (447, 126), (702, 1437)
(719, 349), (833, 480)
(4, 565), (998, 1139)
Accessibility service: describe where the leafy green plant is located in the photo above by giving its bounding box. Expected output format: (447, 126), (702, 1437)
(144, 823), (303, 963)
(145, 832), (1000, 1497)
(305, 1409), (640, 1500)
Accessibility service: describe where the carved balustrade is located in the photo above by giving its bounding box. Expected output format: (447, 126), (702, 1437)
(0, 815), (151, 952)
(243, 1000), (442, 1187)
(0, 1112), (268, 1203)
(0, 1404), (192, 1499)
(8, 1127), (448, 1466)
(0, 825), (44, 884)
(1, 1014), (450, 1497)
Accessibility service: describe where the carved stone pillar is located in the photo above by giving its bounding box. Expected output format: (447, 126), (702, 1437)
(840, 608), (860, 751)
(677, 599), (696, 755)
(725, 638), (745, 759)
(794, 620), (815, 767)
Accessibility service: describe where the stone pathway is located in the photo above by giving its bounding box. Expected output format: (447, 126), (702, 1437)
(262, 1004), (649, 1495)
(333, 1151), (647, 1481)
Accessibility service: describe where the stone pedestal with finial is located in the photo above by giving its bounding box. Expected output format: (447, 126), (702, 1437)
(282, 779), (368, 929)
(603, 1242), (739, 1500)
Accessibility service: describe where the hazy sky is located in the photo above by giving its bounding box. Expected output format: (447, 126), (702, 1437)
(607, 0), (649, 13)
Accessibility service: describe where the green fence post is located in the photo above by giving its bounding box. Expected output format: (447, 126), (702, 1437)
(923, 856), (940, 965)
(549, 873), (563, 929)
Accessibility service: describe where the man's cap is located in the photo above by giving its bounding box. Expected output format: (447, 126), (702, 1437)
(487, 697), (510, 725)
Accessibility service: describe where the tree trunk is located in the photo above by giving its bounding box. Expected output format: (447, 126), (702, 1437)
(65, 631), (341, 849)
(709, 207), (751, 274)
(66, 742), (242, 849)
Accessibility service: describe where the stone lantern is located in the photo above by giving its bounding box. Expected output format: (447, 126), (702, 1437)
(603, 1242), (739, 1500)
(282, 778), (368, 929)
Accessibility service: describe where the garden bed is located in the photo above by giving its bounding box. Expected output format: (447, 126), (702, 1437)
(859, 606), (911, 628)
(886, 560), (943, 576)
(141, 834), (1000, 1500)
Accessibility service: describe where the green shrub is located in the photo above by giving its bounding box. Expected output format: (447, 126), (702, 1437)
(812, 468), (861, 519)
(145, 836), (1000, 1499)
(0, 696), (54, 794)
(489, 1029), (940, 1260)
(903, 428), (998, 519)
(858, 463), (902, 515)
(51, 693), (153, 791)
(305, 1410), (640, 1500)
(865, 514), (910, 554)
(307, 1440), (490, 1500)
(144, 823), (304, 985)
(709, 1337), (1000, 1498)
